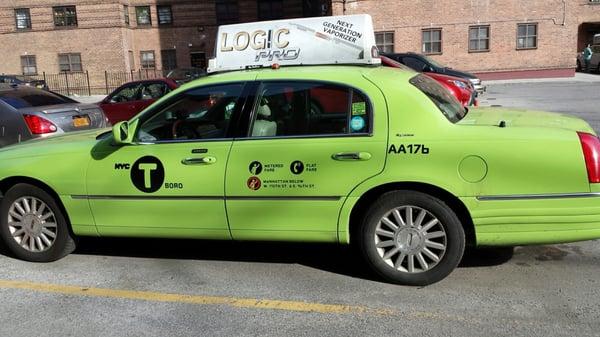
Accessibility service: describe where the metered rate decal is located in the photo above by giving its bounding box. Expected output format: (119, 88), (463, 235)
(245, 160), (317, 191)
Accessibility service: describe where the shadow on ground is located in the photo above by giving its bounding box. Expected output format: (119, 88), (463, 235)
(45, 237), (515, 282)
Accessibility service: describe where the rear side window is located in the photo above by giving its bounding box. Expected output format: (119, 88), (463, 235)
(409, 74), (465, 123)
(0, 89), (75, 109)
(250, 81), (371, 138)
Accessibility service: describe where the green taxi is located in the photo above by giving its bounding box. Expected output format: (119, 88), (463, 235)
(1, 16), (600, 285)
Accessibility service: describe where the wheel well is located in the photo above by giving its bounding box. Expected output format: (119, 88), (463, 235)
(349, 182), (476, 247)
(0, 176), (73, 233)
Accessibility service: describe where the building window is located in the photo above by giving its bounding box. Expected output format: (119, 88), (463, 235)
(517, 23), (537, 49)
(136, 6), (152, 26)
(422, 29), (442, 54)
(469, 25), (490, 52)
(59, 53), (82, 72)
(216, 0), (239, 24)
(161, 50), (177, 70)
(375, 31), (394, 53)
(124, 5), (130, 25)
(141, 51), (156, 69)
(15, 8), (31, 30)
(21, 55), (37, 75)
(157, 5), (172, 25)
(53, 6), (77, 27)
(128, 50), (135, 70)
(258, 0), (283, 20)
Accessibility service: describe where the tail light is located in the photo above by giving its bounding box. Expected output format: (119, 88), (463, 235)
(577, 132), (600, 183)
(23, 114), (57, 135)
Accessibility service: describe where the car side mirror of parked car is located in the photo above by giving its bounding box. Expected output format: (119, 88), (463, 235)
(112, 120), (138, 145)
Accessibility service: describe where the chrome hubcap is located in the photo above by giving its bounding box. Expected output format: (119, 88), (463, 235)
(7, 197), (57, 252)
(374, 206), (446, 273)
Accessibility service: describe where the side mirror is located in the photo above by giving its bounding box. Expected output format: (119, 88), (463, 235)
(112, 120), (138, 145)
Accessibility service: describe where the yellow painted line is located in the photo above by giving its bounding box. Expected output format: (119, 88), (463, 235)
(0, 279), (391, 315)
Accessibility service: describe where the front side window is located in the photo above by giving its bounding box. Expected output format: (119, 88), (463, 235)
(517, 23), (537, 49)
(109, 84), (141, 103)
(250, 81), (371, 138)
(140, 51), (155, 69)
(157, 5), (172, 25)
(136, 6), (151, 26)
(469, 25), (490, 52)
(215, 0), (239, 24)
(422, 28), (442, 54)
(410, 74), (465, 123)
(15, 8), (31, 30)
(140, 82), (170, 100)
(58, 53), (82, 72)
(53, 6), (77, 27)
(21, 55), (37, 75)
(375, 32), (394, 53)
(137, 83), (243, 142)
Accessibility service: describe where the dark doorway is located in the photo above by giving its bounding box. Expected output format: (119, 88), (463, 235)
(578, 22), (600, 52)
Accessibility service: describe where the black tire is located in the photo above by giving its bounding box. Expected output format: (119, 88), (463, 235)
(0, 183), (75, 262)
(358, 190), (465, 286)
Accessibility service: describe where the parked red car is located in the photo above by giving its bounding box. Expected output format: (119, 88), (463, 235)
(380, 56), (476, 107)
(99, 79), (178, 124)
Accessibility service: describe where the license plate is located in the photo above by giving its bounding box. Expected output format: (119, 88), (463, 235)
(73, 116), (90, 127)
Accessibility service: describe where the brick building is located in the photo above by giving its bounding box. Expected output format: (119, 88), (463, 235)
(333, 0), (600, 79)
(1, 0), (600, 87)
(0, 0), (328, 91)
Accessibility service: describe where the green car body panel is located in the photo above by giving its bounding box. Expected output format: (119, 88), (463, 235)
(0, 65), (599, 247)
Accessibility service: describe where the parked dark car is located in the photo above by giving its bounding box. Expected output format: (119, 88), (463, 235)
(0, 84), (108, 148)
(0, 75), (48, 90)
(99, 78), (178, 124)
(382, 52), (486, 93)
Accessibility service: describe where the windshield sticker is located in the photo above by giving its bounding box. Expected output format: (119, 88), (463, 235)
(350, 116), (366, 132)
(351, 102), (366, 116)
(247, 176), (262, 191)
(130, 156), (165, 193)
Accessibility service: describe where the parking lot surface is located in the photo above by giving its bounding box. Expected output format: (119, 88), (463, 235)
(2, 79), (600, 337)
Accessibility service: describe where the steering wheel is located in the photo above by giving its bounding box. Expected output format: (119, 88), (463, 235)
(171, 120), (197, 139)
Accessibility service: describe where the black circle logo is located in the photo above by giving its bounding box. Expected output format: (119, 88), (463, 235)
(249, 161), (263, 175)
(130, 156), (165, 193)
(290, 160), (304, 175)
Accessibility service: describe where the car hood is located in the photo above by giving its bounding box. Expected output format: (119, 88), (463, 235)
(441, 68), (477, 80)
(0, 128), (110, 159)
(457, 107), (596, 134)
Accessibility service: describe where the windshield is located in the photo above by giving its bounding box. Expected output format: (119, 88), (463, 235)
(410, 74), (466, 123)
(0, 88), (76, 109)
(421, 55), (444, 69)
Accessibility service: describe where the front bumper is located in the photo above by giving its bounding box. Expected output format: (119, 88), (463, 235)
(473, 83), (486, 94)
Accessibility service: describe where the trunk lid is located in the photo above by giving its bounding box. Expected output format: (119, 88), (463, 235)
(457, 106), (595, 134)
(18, 103), (107, 132)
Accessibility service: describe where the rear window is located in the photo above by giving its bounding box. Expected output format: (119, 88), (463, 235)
(0, 88), (75, 109)
(409, 74), (466, 123)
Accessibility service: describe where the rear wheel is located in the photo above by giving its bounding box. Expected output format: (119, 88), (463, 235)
(358, 191), (465, 286)
(0, 184), (75, 262)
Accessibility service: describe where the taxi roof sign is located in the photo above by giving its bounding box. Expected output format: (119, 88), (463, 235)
(207, 14), (381, 73)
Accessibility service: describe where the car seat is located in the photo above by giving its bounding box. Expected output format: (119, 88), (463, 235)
(251, 99), (277, 137)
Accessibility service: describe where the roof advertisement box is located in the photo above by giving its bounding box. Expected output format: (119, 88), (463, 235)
(208, 14), (381, 73)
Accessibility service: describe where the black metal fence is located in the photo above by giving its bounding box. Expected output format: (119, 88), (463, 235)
(22, 69), (166, 96)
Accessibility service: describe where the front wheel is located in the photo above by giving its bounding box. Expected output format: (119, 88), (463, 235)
(0, 183), (75, 262)
(359, 191), (465, 286)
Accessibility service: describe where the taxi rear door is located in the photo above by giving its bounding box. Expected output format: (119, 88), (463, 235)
(224, 74), (387, 242)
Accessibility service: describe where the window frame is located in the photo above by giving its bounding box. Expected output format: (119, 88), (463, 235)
(215, 0), (239, 25)
(53, 6), (78, 27)
(140, 50), (156, 69)
(375, 31), (395, 54)
(161, 49), (177, 70)
(257, 0), (284, 20)
(58, 53), (82, 72)
(135, 6), (152, 26)
(516, 23), (538, 50)
(244, 80), (374, 141)
(124, 5), (130, 26)
(422, 28), (443, 55)
(468, 25), (490, 53)
(15, 8), (32, 30)
(133, 81), (251, 144)
(157, 5), (173, 25)
(21, 55), (37, 75)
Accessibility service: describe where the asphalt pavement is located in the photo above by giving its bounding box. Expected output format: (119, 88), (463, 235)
(1, 74), (600, 337)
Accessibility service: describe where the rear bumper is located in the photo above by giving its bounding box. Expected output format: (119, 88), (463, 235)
(461, 194), (600, 246)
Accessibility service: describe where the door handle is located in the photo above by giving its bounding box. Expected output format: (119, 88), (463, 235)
(331, 152), (372, 161)
(181, 156), (217, 165)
